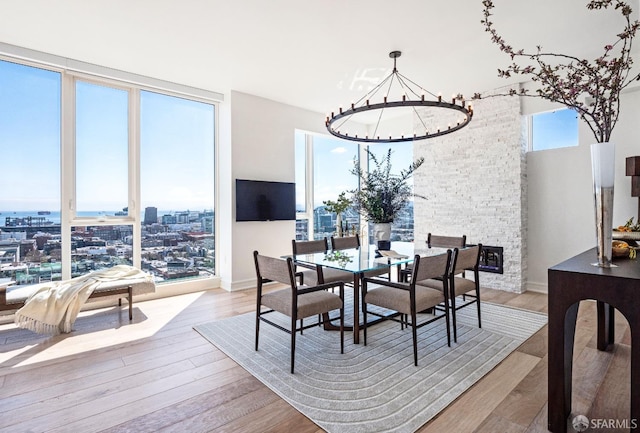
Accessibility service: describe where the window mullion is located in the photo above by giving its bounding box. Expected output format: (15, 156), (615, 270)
(130, 88), (141, 269)
(60, 72), (75, 281)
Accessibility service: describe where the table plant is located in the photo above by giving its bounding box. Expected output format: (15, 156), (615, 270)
(346, 148), (425, 247)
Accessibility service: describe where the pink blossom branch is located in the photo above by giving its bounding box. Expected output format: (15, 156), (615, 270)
(476, 0), (639, 142)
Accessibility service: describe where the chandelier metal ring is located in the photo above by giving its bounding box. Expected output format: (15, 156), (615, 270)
(325, 51), (473, 143)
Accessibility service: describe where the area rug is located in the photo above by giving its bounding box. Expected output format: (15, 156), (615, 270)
(194, 302), (547, 433)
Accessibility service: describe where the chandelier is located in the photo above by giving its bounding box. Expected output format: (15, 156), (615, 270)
(325, 51), (473, 143)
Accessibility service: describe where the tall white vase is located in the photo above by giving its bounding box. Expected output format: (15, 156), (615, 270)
(591, 142), (615, 267)
(373, 222), (392, 250)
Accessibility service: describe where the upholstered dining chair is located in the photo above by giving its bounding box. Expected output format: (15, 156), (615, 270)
(330, 234), (390, 280)
(292, 238), (353, 286)
(330, 233), (360, 251)
(400, 233), (466, 282)
(253, 251), (344, 374)
(361, 250), (453, 366)
(417, 244), (482, 342)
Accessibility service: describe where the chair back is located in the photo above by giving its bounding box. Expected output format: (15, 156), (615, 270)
(452, 244), (482, 275)
(253, 251), (296, 287)
(331, 234), (360, 251)
(411, 250), (452, 283)
(292, 238), (328, 255)
(427, 233), (466, 248)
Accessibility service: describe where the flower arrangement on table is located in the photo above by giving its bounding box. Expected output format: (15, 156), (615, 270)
(475, 0), (640, 143)
(323, 192), (353, 237)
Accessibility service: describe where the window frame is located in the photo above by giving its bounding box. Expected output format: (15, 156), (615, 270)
(0, 51), (220, 287)
(528, 107), (579, 152)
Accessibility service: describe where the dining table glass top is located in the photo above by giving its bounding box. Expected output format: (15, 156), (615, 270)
(292, 241), (450, 273)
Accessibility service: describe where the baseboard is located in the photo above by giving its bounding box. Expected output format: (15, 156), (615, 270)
(525, 281), (548, 293)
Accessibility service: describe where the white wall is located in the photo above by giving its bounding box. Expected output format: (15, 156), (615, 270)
(525, 89), (640, 292)
(222, 91), (367, 290)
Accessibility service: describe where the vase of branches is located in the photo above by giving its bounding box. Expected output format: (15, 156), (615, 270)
(477, 0), (639, 266)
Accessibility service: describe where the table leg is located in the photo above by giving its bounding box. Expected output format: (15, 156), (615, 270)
(632, 333), (640, 432)
(548, 301), (579, 433)
(596, 301), (615, 351)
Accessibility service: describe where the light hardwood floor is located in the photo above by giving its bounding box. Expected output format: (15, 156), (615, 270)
(0, 286), (631, 433)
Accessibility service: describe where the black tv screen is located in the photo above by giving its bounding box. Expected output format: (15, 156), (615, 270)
(235, 179), (296, 221)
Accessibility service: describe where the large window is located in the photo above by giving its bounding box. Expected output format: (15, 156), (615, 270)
(295, 132), (359, 240)
(530, 108), (578, 151)
(0, 60), (61, 282)
(140, 91), (215, 281)
(295, 131), (416, 243)
(0, 57), (217, 288)
(75, 82), (129, 214)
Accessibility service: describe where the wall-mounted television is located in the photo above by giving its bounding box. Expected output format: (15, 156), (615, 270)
(235, 179), (296, 222)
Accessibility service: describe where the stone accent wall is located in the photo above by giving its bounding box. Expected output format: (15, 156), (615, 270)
(412, 93), (527, 292)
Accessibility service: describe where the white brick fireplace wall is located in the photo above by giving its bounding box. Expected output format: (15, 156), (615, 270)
(412, 93), (527, 292)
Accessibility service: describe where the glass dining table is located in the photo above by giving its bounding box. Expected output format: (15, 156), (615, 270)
(292, 241), (445, 344)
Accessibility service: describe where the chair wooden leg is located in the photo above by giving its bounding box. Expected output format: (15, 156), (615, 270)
(340, 306), (344, 354)
(363, 302), (368, 346)
(291, 315), (297, 374)
(255, 310), (260, 351)
(451, 297), (458, 343)
(444, 302), (451, 347)
(411, 309), (418, 366)
(476, 288), (482, 329)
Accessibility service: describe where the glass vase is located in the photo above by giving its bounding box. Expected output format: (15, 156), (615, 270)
(591, 142), (615, 267)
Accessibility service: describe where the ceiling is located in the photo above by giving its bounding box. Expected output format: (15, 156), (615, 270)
(0, 0), (634, 116)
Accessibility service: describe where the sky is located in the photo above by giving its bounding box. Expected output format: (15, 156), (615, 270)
(0, 59), (215, 213)
(295, 131), (414, 210)
(531, 108), (578, 151)
(1, 57), (575, 214)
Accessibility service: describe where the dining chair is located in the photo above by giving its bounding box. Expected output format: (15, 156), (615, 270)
(400, 233), (466, 282)
(417, 244), (482, 342)
(253, 251), (344, 373)
(361, 250), (453, 366)
(292, 238), (353, 286)
(330, 234), (390, 280)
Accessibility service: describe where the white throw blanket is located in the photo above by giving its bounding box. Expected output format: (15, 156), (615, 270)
(14, 265), (152, 335)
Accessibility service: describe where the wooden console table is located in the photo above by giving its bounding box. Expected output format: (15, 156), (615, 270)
(548, 248), (639, 432)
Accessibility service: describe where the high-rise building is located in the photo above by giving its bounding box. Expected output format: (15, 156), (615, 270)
(144, 207), (158, 225)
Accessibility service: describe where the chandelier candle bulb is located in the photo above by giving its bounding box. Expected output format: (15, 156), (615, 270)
(324, 51), (472, 143)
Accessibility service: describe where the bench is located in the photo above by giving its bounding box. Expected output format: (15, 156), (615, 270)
(0, 274), (156, 320)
